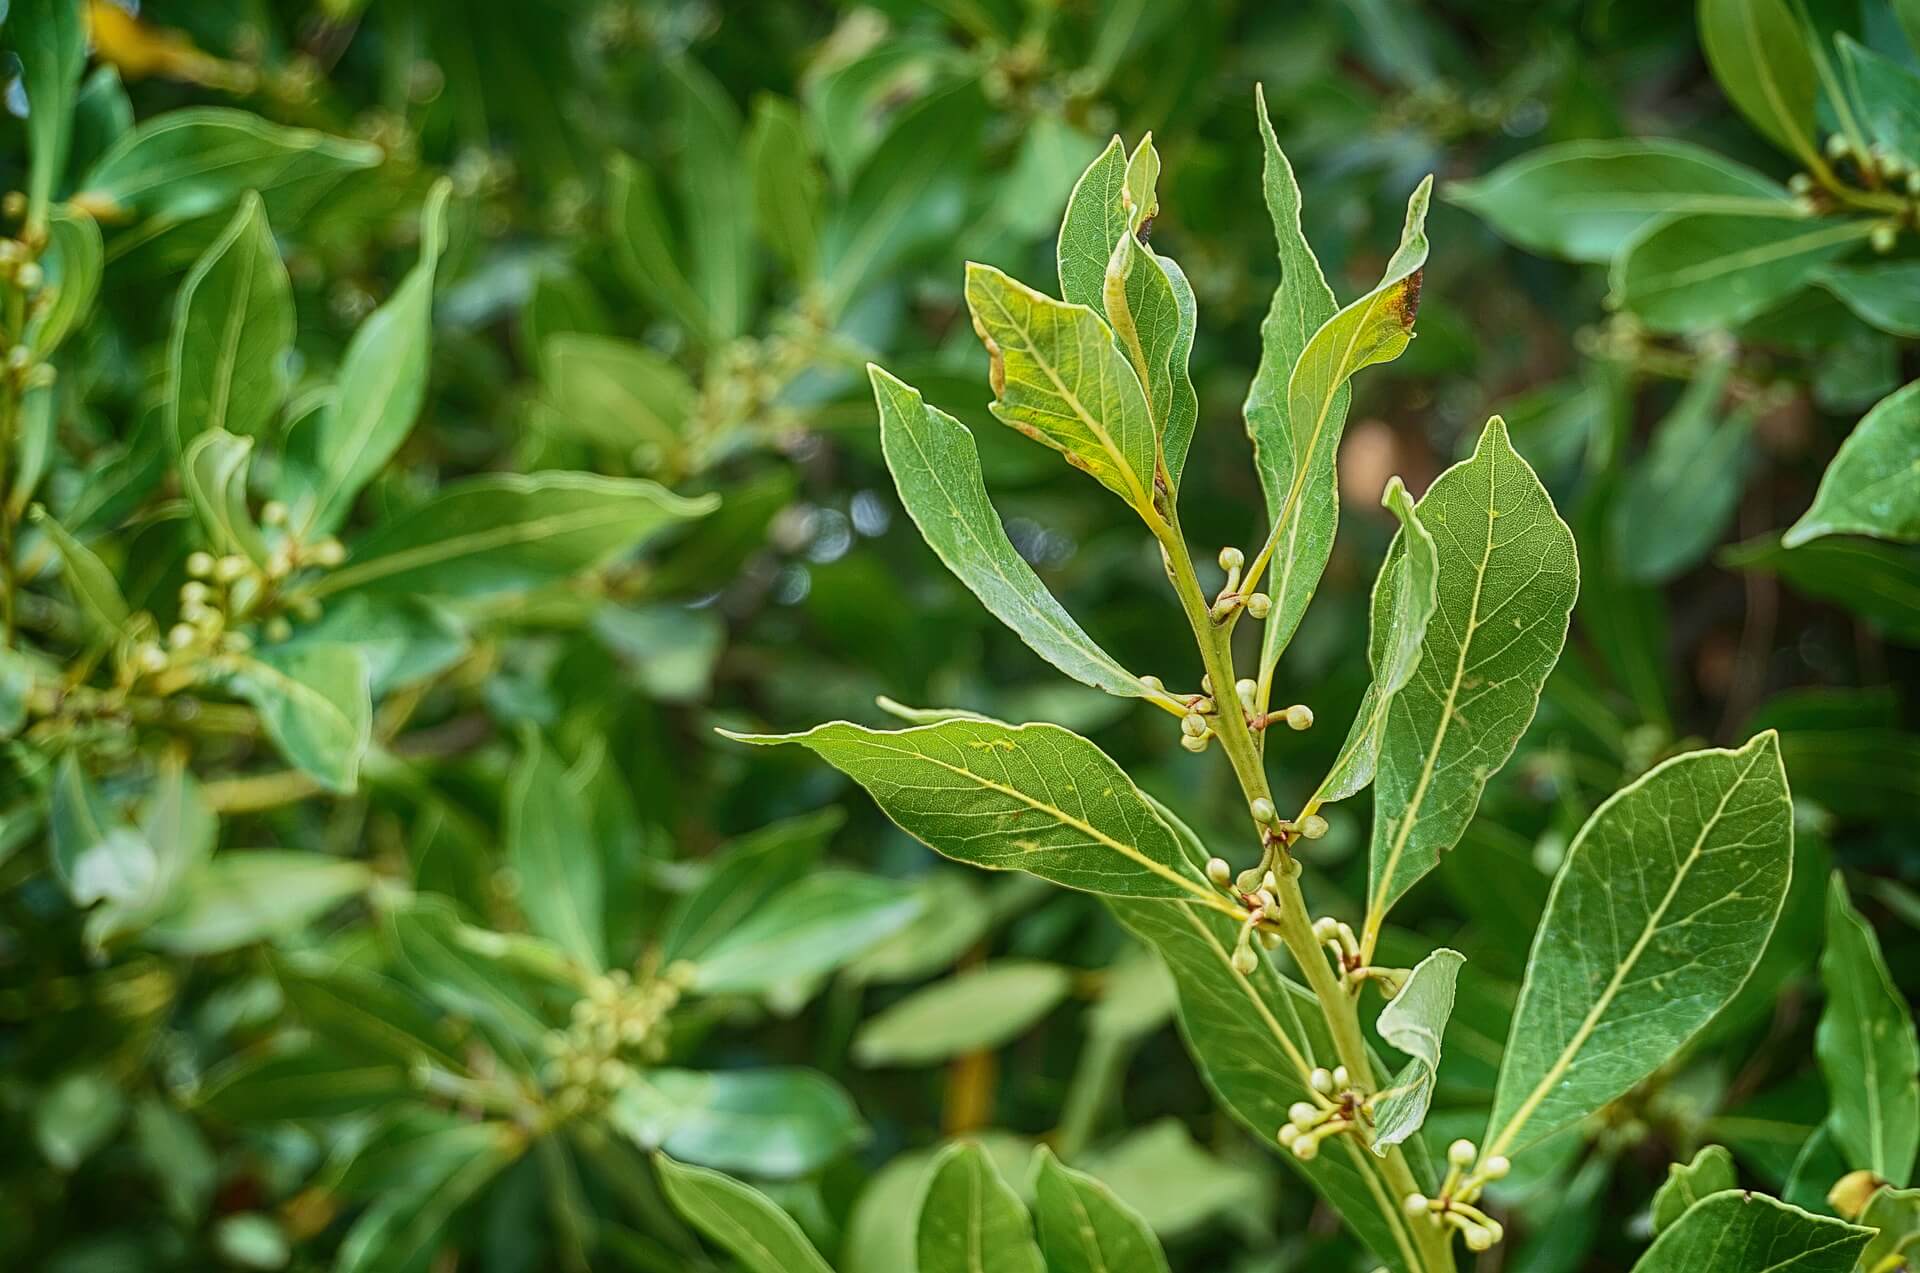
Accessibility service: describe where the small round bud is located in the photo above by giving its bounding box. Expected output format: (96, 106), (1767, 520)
(1403, 1193), (1429, 1217)
(1448, 1138), (1478, 1168)
(1206, 857), (1232, 887)
(265, 617), (293, 643)
(1314, 917), (1339, 940)
(1179, 733), (1209, 753)
(1284, 703), (1314, 731)
(1826, 133), (1850, 158)
(1245, 592), (1271, 618)
(261, 500), (289, 527)
(1199, 674), (1213, 696)
(1871, 223), (1898, 254)
(1139, 674), (1164, 692)
(221, 631), (253, 653)
(1258, 929), (1281, 950)
(1332, 1065), (1349, 1089)
(1218, 546), (1244, 572)
(180, 581), (209, 604)
(1250, 797), (1277, 824)
(187, 551), (215, 578)
(1482, 1155), (1511, 1180)
(1788, 172), (1814, 194)
(136, 643), (168, 673)
(214, 554), (249, 583)
(1309, 1067), (1334, 1095)
(15, 261), (42, 291)
(1485, 1221), (1505, 1245)
(1293, 1138), (1319, 1162)
(168, 623), (197, 649)
(1230, 945), (1259, 975)
(1277, 1123), (1299, 1145)
(1181, 712), (1208, 738)
(1234, 677), (1257, 707)
(266, 548), (294, 579)
(1299, 814), (1329, 840)
(1, 191), (24, 219)
(1463, 1224), (1494, 1252)
(311, 538), (346, 567)
(1908, 170), (1920, 195)
(1289, 1102), (1319, 1129)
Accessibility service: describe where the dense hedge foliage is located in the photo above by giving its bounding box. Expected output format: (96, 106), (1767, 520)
(1, 2), (1916, 1271)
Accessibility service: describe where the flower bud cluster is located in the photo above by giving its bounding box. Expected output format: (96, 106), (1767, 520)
(1403, 1138), (1510, 1252)
(541, 962), (694, 1116)
(1276, 1066), (1359, 1161)
(1206, 545), (1272, 623)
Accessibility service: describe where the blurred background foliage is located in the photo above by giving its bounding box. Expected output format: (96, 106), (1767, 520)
(0, 0), (1914, 1270)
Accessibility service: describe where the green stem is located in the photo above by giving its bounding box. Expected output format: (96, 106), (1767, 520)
(1156, 510), (1455, 1273)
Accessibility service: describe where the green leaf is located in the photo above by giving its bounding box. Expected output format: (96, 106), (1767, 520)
(298, 178), (451, 535)
(1628, 1190), (1870, 1272)
(1448, 139), (1792, 263)
(1859, 1184), (1920, 1272)
(381, 897), (548, 1048)
(916, 1142), (1045, 1273)
(507, 729), (604, 971)
(655, 1157), (833, 1273)
(143, 852), (372, 955)
(49, 754), (149, 909)
(539, 333), (695, 452)
(10, 0), (86, 235)
(1722, 534), (1920, 645)
(1816, 262), (1920, 338)
(273, 955), (465, 1072)
(611, 1069), (864, 1179)
(745, 94), (823, 279)
(964, 262), (1159, 516)
(847, 870), (991, 985)
(1485, 733), (1793, 1157)
(666, 57), (752, 343)
(197, 1045), (413, 1123)
(35, 1071), (125, 1172)
(224, 643), (371, 794)
(318, 472), (715, 599)
(1838, 34), (1920, 170)
(608, 152), (710, 338)
(1370, 947), (1464, 1154)
(1057, 137), (1129, 313)
(1650, 1145), (1738, 1235)
(1107, 892), (1432, 1269)
(334, 1123), (522, 1273)
(78, 107), (381, 227)
(182, 429), (268, 564)
(724, 718), (1219, 902)
(1611, 213), (1872, 332)
(29, 507), (129, 638)
(166, 192), (292, 449)
(1253, 172), (1431, 679)
(1312, 476), (1440, 808)
(1365, 418), (1577, 938)
(1030, 1146), (1170, 1273)
(1610, 351), (1755, 582)
(1783, 380), (1920, 546)
(1817, 873), (1919, 1185)
(870, 366), (1161, 703)
(276, 595), (468, 696)
(659, 808), (840, 964)
(689, 869), (920, 995)
(26, 207), (104, 358)
(852, 960), (1073, 1066)
(1698, 0), (1822, 164)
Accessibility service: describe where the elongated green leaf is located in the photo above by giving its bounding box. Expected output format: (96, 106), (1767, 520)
(667, 57), (752, 342)
(1611, 213), (1872, 332)
(1313, 476), (1439, 807)
(964, 262), (1159, 516)
(26, 208), (104, 358)
(612, 1069), (864, 1179)
(273, 956), (465, 1071)
(79, 107), (381, 226)
(655, 1156), (834, 1273)
(1723, 533), (1920, 645)
(1370, 948), (1463, 1153)
(1699, 0), (1822, 163)
(334, 1123), (522, 1273)
(659, 809), (840, 963)
(745, 94), (823, 279)
(724, 718), (1217, 902)
(916, 1142), (1045, 1273)
(182, 429), (268, 564)
(143, 852), (371, 955)
(1255, 174), (1431, 678)
(1366, 418), (1577, 937)
(1058, 138), (1129, 312)
(1611, 352), (1755, 582)
(1651, 1145), (1738, 1234)
(11, 0), (85, 235)
(1629, 1190), (1870, 1272)
(299, 179), (451, 534)
(1107, 892), (1432, 1271)
(30, 507), (129, 637)
(167, 193), (292, 448)
(1784, 380), (1920, 546)
(1816, 262), (1920, 338)
(689, 870), (920, 994)
(608, 152), (710, 338)
(1818, 873), (1919, 1185)
(318, 472), (715, 598)
(197, 1045), (412, 1123)
(539, 332), (698, 452)
(381, 898), (547, 1048)
(506, 729), (604, 971)
(1859, 1185), (1920, 1272)
(1031, 1146), (1170, 1273)
(225, 643), (371, 794)
(853, 960), (1072, 1066)
(1839, 34), (1920, 170)
(50, 753), (146, 904)
(1448, 139), (1793, 263)
(870, 366), (1159, 703)
(1485, 733), (1793, 1157)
